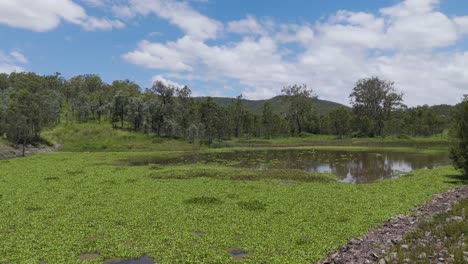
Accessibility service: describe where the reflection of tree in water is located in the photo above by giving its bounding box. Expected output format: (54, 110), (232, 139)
(345, 153), (394, 184)
(187, 150), (450, 184)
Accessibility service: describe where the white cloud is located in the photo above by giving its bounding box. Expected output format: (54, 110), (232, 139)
(0, 0), (124, 31)
(113, 0), (222, 40)
(228, 16), (269, 36)
(79, 17), (125, 31)
(275, 24), (315, 46)
(81, 0), (107, 7)
(0, 51), (25, 73)
(122, 0), (468, 106)
(453, 16), (468, 34)
(9, 51), (28, 64)
(151, 75), (183, 88)
(122, 0), (468, 105)
(380, 0), (439, 17)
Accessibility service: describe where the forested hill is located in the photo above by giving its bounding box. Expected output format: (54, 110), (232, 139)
(194, 96), (347, 115)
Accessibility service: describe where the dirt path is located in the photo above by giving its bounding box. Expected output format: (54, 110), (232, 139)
(317, 186), (468, 264)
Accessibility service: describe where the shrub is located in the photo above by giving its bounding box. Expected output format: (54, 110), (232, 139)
(449, 99), (468, 177)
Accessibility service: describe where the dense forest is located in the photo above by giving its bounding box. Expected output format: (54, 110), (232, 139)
(0, 72), (459, 147)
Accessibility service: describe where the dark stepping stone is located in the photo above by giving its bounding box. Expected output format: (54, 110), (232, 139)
(228, 248), (246, 261)
(105, 255), (155, 264)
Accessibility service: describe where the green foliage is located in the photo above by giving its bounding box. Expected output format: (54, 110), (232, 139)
(0, 72), (459, 147)
(194, 95), (345, 116)
(0, 72), (62, 153)
(0, 152), (462, 263)
(237, 200), (267, 211)
(281, 84), (317, 135)
(322, 107), (352, 137)
(42, 123), (198, 152)
(184, 196), (224, 205)
(450, 99), (468, 177)
(350, 77), (404, 137)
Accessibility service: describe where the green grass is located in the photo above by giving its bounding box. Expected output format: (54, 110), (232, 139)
(42, 122), (450, 154)
(228, 132), (449, 151)
(382, 198), (468, 263)
(0, 152), (463, 263)
(42, 123), (201, 152)
(0, 138), (15, 159)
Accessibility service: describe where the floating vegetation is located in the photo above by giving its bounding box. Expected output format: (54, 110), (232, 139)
(184, 196), (223, 205)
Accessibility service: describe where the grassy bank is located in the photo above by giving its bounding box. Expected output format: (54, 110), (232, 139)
(42, 123), (203, 152)
(42, 123), (449, 154)
(228, 133), (449, 150)
(0, 151), (462, 263)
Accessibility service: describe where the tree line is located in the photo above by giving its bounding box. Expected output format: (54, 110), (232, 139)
(0, 72), (458, 148)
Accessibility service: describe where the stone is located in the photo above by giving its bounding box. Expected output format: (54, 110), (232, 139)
(446, 216), (463, 222)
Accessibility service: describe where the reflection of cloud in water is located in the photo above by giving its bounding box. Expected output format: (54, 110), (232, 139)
(164, 150), (451, 184)
(340, 172), (356, 184)
(308, 164), (332, 174)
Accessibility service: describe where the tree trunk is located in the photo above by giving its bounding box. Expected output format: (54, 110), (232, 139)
(22, 139), (25, 157)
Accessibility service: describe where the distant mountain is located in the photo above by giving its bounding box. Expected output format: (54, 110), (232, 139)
(194, 96), (347, 115)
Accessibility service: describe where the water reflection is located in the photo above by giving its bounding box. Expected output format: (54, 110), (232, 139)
(166, 150), (451, 184)
(154, 150), (450, 184)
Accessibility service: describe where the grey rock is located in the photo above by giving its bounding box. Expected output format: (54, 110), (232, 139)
(446, 216), (463, 222)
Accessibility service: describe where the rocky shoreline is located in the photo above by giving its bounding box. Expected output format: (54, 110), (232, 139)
(0, 144), (55, 160)
(318, 186), (468, 264)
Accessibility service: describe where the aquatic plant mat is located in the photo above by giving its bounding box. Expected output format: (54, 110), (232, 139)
(0, 152), (464, 263)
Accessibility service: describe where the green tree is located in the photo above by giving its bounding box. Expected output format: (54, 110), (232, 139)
(110, 80), (141, 128)
(110, 90), (130, 128)
(126, 96), (145, 131)
(176, 85), (193, 137)
(281, 84), (316, 136)
(1, 73), (62, 155)
(450, 97), (468, 177)
(327, 107), (351, 138)
(262, 101), (276, 138)
(228, 94), (248, 137)
(199, 97), (221, 144)
(350, 77), (403, 137)
(150, 81), (177, 137)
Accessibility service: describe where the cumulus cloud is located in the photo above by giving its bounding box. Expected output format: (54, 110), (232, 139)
(121, 0), (468, 105)
(122, 0), (468, 106)
(0, 0), (124, 31)
(112, 0), (222, 40)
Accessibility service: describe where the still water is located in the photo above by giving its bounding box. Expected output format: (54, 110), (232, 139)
(156, 150), (450, 184)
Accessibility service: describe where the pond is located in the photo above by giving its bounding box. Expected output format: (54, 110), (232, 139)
(138, 149), (451, 184)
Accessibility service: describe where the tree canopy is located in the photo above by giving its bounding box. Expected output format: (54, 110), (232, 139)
(0, 72), (459, 149)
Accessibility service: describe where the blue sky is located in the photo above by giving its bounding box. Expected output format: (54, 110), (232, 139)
(1, 0), (468, 106)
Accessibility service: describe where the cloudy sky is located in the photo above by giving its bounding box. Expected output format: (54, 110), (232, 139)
(0, 0), (468, 106)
